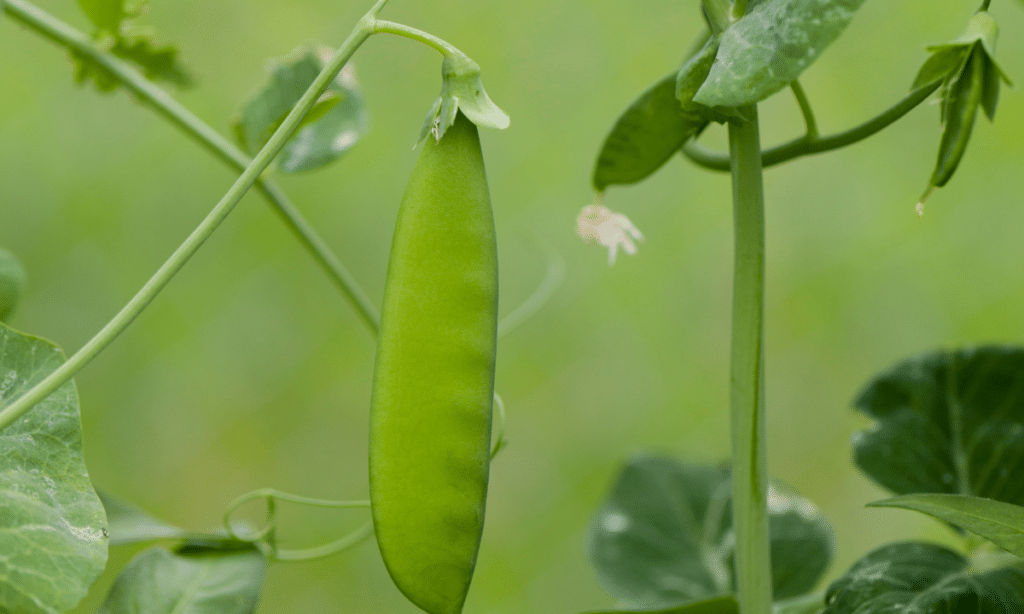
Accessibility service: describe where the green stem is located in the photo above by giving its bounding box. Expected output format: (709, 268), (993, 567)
(728, 104), (772, 614)
(0, 0), (386, 434)
(979, 0), (991, 10)
(682, 80), (940, 172)
(2, 0), (381, 334)
(789, 80), (818, 139)
(372, 20), (462, 57)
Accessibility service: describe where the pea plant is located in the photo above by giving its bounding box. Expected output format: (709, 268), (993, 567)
(0, 0), (1022, 613)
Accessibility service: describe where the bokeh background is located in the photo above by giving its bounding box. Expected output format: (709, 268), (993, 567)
(2, 0), (1024, 612)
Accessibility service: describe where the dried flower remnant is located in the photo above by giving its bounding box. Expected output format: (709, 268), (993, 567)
(576, 204), (643, 265)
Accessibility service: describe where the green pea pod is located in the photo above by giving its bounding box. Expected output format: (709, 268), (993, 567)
(931, 48), (985, 188)
(369, 111), (497, 614)
(0, 247), (27, 322)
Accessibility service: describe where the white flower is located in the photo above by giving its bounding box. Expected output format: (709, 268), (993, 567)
(576, 204), (644, 265)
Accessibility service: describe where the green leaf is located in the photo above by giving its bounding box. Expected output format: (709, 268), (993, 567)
(580, 595), (740, 614)
(234, 46), (370, 173)
(0, 323), (108, 614)
(77, 0), (137, 34)
(852, 347), (1024, 503)
(73, 0), (193, 92)
(0, 248), (26, 322)
(592, 37), (721, 191)
(912, 45), (970, 90)
(870, 494), (1024, 560)
(588, 455), (833, 609)
(693, 0), (866, 108)
(98, 490), (190, 546)
(97, 544), (266, 614)
(823, 542), (1024, 614)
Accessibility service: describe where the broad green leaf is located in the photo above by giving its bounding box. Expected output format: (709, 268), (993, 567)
(693, 0), (866, 108)
(98, 543), (266, 614)
(0, 323), (108, 614)
(823, 542), (1024, 614)
(592, 37), (721, 191)
(0, 247), (26, 322)
(588, 455), (833, 609)
(870, 494), (1024, 560)
(852, 347), (1024, 503)
(580, 595), (739, 614)
(234, 46), (370, 173)
(98, 490), (190, 546)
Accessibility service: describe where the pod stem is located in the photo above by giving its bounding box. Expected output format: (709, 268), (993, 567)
(728, 104), (773, 614)
(373, 19), (465, 59)
(0, 0), (380, 433)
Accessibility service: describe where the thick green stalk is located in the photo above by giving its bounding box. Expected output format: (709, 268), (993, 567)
(0, 0), (386, 433)
(727, 104), (772, 614)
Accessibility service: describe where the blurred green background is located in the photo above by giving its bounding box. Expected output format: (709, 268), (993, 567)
(2, 0), (1024, 612)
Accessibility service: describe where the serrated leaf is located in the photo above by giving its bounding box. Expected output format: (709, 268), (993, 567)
(588, 455), (833, 609)
(870, 494), (1024, 560)
(71, 36), (193, 92)
(580, 595), (740, 614)
(592, 38), (720, 191)
(98, 490), (190, 546)
(853, 347), (1024, 503)
(234, 46), (369, 173)
(0, 248), (26, 322)
(111, 37), (193, 88)
(824, 542), (1024, 614)
(78, 0), (135, 34)
(694, 0), (866, 108)
(97, 544), (266, 614)
(0, 323), (108, 614)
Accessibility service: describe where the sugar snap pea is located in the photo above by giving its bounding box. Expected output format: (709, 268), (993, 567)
(369, 110), (498, 614)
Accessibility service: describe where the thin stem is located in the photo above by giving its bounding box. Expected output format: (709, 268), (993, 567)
(979, 0), (991, 10)
(2, 0), (381, 334)
(728, 104), (772, 614)
(497, 247), (566, 339)
(789, 80), (818, 139)
(682, 80), (941, 172)
(270, 521), (374, 561)
(373, 20), (461, 57)
(0, 1), (381, 433)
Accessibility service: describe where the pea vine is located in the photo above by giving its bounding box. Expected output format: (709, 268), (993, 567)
(1, 0), (1023, 613)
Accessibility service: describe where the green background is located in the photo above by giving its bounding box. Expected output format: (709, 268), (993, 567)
(2, 0), (1023, 612)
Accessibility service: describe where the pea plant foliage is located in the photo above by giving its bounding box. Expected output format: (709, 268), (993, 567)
(0, 0), (1023, 613)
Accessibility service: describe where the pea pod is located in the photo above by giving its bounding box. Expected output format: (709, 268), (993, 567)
(931, 48), (984, 188)
(0, 248), (26, 323)
(369, 111), (498, 614)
